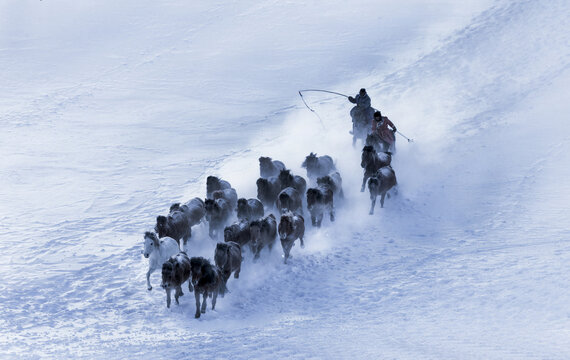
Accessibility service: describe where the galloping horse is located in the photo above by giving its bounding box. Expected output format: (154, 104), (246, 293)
(190, 257), (227, 318)
(278, 212), (305, 264)
(368, 166), (397, 214)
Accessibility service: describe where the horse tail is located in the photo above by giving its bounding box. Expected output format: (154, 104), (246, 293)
(218, 277), (229, 297)
(216, 267), (229, 297)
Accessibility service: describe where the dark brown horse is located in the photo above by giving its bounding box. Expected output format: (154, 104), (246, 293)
(249, 214), (277, 259)
(278, 212), (305, 264)
(316, 171), (344, 202)
(237, 198), (264, 221)
(278, 169), (307, 195)
(306, 186), (334, 228)
(276, 187), (303, 215)
(190, 257), (227, 318)
(214, 241), (242, 284)
(204, 198), (233, 240)
(256, 176), (282, 210)
(368, 166), (397, 214)
(360, 145), (392, 192)
(223, 219), (252, 248)
(155, 197), (205, 249)
(259, 157), (286, 178)
(161, 252), (192, 308)
(301, 153), (336, 181)
(206, 176), (231, 199)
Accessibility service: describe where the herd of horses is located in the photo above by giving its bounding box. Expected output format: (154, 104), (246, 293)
(143, 135), (398, 318)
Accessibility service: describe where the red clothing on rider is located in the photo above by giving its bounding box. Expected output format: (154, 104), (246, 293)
(372, 115), (397, 145)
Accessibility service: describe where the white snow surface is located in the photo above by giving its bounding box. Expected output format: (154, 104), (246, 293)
(1, 0), (570, 358)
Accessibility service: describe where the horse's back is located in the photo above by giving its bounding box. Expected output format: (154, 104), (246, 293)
(161, 237), (181, 253)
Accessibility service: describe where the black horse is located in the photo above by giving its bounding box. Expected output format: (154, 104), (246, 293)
(214, 241), (242, 284)
(190, 257), (227, 318)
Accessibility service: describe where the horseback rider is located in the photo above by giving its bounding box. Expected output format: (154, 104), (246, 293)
(348, 88), (371, 108)
(348, 88), (374, 145)
(372, 111), (397, 152)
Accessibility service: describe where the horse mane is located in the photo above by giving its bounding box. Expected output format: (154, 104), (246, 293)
(249, 218), (263, 228)
(362, 145), (374, 153)
(144, 231), (157, 239)
(216, 242), (229, 251)
(191, 256), (209, 268)
(301, 153), (317, 168)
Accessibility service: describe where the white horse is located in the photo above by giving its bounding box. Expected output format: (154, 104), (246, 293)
(143, 231), (180, 291)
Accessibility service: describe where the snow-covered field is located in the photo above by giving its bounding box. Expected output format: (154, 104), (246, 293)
(1, 0), (569, 358)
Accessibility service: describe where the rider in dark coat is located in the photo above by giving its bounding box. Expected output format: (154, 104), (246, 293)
(348, 88), (371, 108)
(348, 88), (374, 145)
(371, 111), (397, 152)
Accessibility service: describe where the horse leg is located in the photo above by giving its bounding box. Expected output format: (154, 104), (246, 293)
(194, 291), (201, 318)
(176, 285), (184, 298)
(282, 241), (290, 264)
(201, 291), (208, 313)
(146, 266), (153, 291)
(300, 234), (305, 249)
(369, 195), (377, 215)
(166, 287), (172, 308)
(361, 175), (367, 192)
(188, 280), (194, 293)
(330, 203), (335, 222)
(235, 264), (240, 279)
(212, 290), (218, 310)
(380, 192), (386, 208)
(174, 286), (181, 305)
(182, 231), (191, 252)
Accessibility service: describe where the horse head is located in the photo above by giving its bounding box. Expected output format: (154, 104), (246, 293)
(214, 243), (229, 267)
(190, 257), (207, 283)
(301, 152), (317, 169)
(155, 216), (170, 238)
(249, 219), (263, 245)
(143, 231), (159, 258)
(278, 169), (293, 186)
(278, 213), (294, 241)
(361, 146), (375, 168)
(161, 257), (176, 289)
(206, 176), (219, 188)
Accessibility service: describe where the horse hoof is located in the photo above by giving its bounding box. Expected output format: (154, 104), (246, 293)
(201, 309), (206, 314)
(147, 286), (152, 291)
(195, 313), (201, 319)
